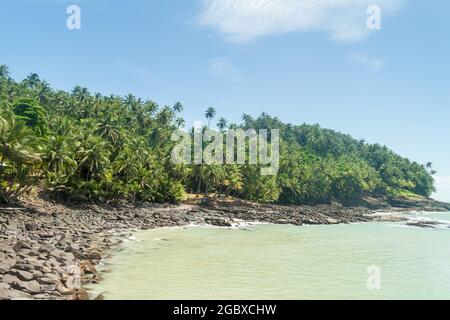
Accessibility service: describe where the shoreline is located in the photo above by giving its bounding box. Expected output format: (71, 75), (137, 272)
(1, 196), (449, 300)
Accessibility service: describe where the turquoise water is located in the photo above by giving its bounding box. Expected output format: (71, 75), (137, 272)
(90, 212), (450, 300)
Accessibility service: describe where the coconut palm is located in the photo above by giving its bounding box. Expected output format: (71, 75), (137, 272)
(23, 73), (41, 89)
(76, 136), (110, 180)
(217, 117), (227, 132)
(0, 65), (10, 80)
(0, 110), (41, 203)
(205, 107), (216, 128)
(173, 102), (184, 113)
(44, 135), (77, 177)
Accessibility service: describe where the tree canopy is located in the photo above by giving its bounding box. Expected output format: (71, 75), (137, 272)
(0, 65), (436, 204)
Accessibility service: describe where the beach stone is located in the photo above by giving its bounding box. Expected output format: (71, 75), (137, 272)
(9, 270), (34, 282)
(2, 274), (19, 285)
(205, 217), (232, 227)
(13, 241), (31, 252)
(0, 243), (13, 253)
(38, 244), (54, 254)
(45, 258), (60, 268)
(326, 218), (339, 224)
(11, 280), (42, 294)
(35, 265), (52, 273)
(0, 288), (32, 300)
(86, 251), (101, 261)
(71, 289), (90, 300)
(40, 285), (57, 292)
(38, 233), (53, 239)
(38, 277), (60, 285)
(406, 221), (440, 229)
(95, 293), (105, 300)
(0, 282), (10, 290)
(0, 258), (16, 274)
(25, 223), (39, 232)
(64, 244), (79, 252)
(56, 284), (73, 296)
(32, 270), (44, 278)
(13, 263), (35, 272)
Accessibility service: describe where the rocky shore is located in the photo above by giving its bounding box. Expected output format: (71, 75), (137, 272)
(1, 195), (449, 300)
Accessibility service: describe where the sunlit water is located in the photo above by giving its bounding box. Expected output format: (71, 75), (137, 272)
(89, 212), (450, 300)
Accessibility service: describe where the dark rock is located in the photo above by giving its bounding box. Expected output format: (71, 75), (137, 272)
(12, 263), (34, 272)
(86, 251), (102, 261)
(406, 220), (440, 229)
(56, 284), (73, 296)
(95, 293), (105, 300)
(38, 244), (54, 254)
(25, 223), (39, 232)
(38, 233), (53, 239)
(205, 217), (233, 227)
(38, 276), (60, 285)
(13, 241), (31, 252)
(73, 289), (90, 300)
(9, 270), (34, 282)
(10, 279), (42, 294)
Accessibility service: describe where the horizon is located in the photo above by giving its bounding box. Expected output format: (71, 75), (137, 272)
(0, 0), (448, 201)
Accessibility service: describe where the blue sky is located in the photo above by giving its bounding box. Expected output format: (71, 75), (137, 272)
(0, 0), (449, 201)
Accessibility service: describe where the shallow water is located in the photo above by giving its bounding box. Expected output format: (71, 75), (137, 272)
(90, 212), (450, 300)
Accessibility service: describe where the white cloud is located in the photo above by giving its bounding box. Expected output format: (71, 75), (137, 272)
(348, 52), (384, 71)
(196, 0), (405, 42)
(207, 57), (242, 82)
(433, 176), (450, 203)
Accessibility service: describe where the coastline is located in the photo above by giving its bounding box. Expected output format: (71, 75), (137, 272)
(1, 196), (449, 300)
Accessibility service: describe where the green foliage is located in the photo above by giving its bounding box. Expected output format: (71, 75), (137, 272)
(0, 65), (436, 205)
(0, 102), (41, 203)
(13, 98), (49, 137)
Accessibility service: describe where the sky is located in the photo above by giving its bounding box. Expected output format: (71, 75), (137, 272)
(0, 0), (449, 201)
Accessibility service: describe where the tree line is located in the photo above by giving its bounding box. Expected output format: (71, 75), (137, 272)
(0, 65), (435, 204)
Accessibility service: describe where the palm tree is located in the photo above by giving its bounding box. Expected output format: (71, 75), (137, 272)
(23, 73), (41, 89)
(44, 135), (77, 177)
(205, 107), (216, 129)
(0, 65), (10, 80)
(37, 81), (51, 105)
(173, 102), (184, 113)
(217, 117), (228, 132)
(0, 111), (41, 203)
(76, 136), (110, 180)
(0, 111), (41, 166)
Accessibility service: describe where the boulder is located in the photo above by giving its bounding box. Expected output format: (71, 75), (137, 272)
(25, 223), (39, 232)
(86, 251), (102, 261)
(10, 279), (42, 294)
(13, 241), (31, 252)
(73, 289), (90, 300)
(0, 258), (16, 274)
(9, 270), (34, 282)
(95, 293), (105, 300)
(38, 277), (60, 285)
(205, 217), (233, 227)
(0, 288), (32, 300)
(13, 263), (35, 272)
(38, 244), (54, 254)
(326, 218), (339, 224)
(406, 221), (440, 229)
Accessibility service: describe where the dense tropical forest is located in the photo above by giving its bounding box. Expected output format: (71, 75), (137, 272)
(0, 65), (436, 205)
